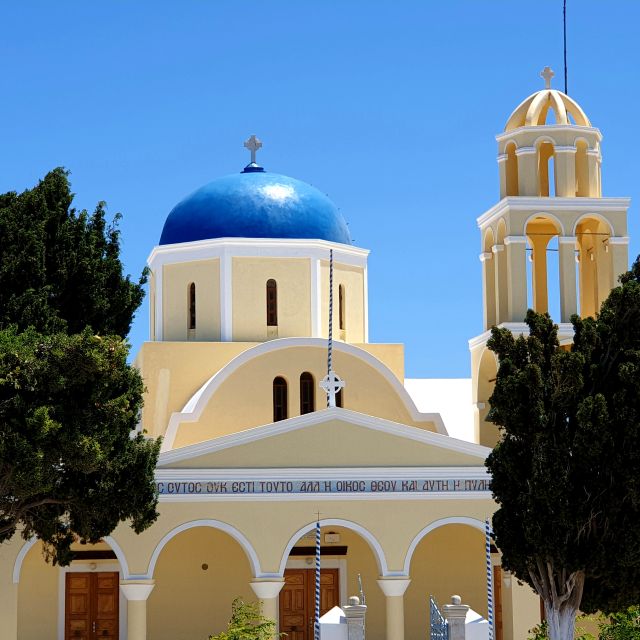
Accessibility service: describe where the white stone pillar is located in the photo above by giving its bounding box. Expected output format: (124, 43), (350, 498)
(609, 237), (629, 287)
(250, 580), (285, 635)
(442, 595), (470, 640)
(554, 147), (576, 197)
(504, 236), (528, 322)
(558, 236), (578, 321)
(515, 148), (537, 196)
(120, 580), (155, 640)
(344, 595), (367, 640)
(377, 578), (410, 640)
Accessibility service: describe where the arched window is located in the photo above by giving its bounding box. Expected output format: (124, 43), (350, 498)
(266, 279), (278, 326)
(273, 376), (288, 422)
(336, 388), (343, 408)
(188, 283), (196, 330)
(300, 372), (315, 414)
(338, 284), (346, 331)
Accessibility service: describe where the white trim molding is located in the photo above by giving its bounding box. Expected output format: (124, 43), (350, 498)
(402, 516), (487, 575)
(145, 519), (263, 580)
(607, 236), (629, 246)
(279, 519), (389, 577)
(503, 235), (527, 245)
(13, 535), (130, 584)
(160, 338), (446, 451)
(148, 238), (369, 271)
(477, 196), (630, 229)
(377, 578), (411, 596)
(495, 124), (602, 144)
(159, 406), (487, 465)
(514, 146), (536, 156)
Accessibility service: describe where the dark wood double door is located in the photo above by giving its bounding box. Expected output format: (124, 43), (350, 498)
(65, 572), (119, 640)
(279, 569), (340, 640)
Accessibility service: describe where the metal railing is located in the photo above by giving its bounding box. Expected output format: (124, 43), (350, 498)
(429, 595), (449, 640)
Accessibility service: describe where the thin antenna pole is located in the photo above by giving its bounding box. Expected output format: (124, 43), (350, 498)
(563, 0), (568, 94)
(327, 249), (334, 407)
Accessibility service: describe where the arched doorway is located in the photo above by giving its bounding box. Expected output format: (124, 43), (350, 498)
(148, 525), (254, 640)
(281, 523), (386, 640)
(405, 522), (493, 640)
(17, 538), (125, 640)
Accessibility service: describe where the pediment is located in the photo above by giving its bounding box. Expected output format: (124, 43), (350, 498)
(158, 408), (489, 469)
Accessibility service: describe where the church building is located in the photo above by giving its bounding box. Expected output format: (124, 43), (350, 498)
(0, 68), (630, 640)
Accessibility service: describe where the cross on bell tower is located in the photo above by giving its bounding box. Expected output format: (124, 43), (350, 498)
(244, 135), (263, 164)
(540, 66), (555, 89)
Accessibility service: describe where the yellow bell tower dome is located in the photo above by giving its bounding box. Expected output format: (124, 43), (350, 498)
(469, 68), (631, 447)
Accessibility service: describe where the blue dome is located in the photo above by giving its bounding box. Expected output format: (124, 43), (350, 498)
(160, 168), (351, 246)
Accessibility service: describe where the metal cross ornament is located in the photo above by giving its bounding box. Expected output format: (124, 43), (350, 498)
(540, 66), (555, 89)
(320, 370), (345, 408)
(244, 135), (262, 164)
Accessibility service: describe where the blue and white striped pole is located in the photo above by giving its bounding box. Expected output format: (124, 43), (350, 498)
(315, 518), (321, 640)
(485, 518), (494, 640)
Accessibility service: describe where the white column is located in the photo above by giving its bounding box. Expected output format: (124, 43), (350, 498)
(220, 250), (233, 341)
(609, 237), (629, 287)
(442, 595), (470, 640)
(504, 235), (528, 322)
(120, 580), (155, 640)
(377, 578), (411, 640)
(154, 266), (164, 341)
(250, 580), (285, 635)
(558, 236), (578, 321)
(311, 258), (322, 337)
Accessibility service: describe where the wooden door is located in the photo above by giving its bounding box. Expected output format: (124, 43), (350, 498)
(493, 566), (503, 640)
(65, 572), (119, 640)
(280, 569), (339, 640)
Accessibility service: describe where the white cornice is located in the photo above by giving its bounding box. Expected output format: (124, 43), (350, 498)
(158, 406), (490, 466)
(468, 322), (575, 349)
(608, 236), (630, 245)
(147, 237), (369, 271)
(495, 124), (602, 143)
(477, 196), (631, 229)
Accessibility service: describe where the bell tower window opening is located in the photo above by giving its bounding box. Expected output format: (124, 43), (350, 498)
(338, 284), (346, 331)
(266, 279), (278, 326)
(300, 372), (315, 415)
(575, 140), (589, 196)
(188, 283), (196, 330)
(537, 141), (556, 197)
(273, 376), (288, 422)
(336, 388), (343, 408)
(505, 142), (519, 196)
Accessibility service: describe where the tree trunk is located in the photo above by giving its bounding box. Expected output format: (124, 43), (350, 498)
(529, 562), (585, 640)
(544, 602), (578, 640)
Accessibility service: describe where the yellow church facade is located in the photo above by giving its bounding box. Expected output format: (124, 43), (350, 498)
(0, 70), (630, 640)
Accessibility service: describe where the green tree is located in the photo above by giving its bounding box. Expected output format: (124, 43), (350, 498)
(0, 167), (146, 336)
(486, 258), (640, 640)
(0, 169), (160, 564)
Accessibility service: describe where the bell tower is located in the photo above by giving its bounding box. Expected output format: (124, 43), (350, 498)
(470, 68), (631, 446)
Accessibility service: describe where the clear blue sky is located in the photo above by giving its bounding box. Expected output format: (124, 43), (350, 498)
(2, 1), (639, 377)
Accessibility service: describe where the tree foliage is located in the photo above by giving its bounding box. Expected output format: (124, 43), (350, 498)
(0, 168), (146, 337)
(0, 169), (159, 564)
(486, 257), (640, 637)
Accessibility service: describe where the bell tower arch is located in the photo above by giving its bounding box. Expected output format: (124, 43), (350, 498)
(470, 68), (631, 446)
